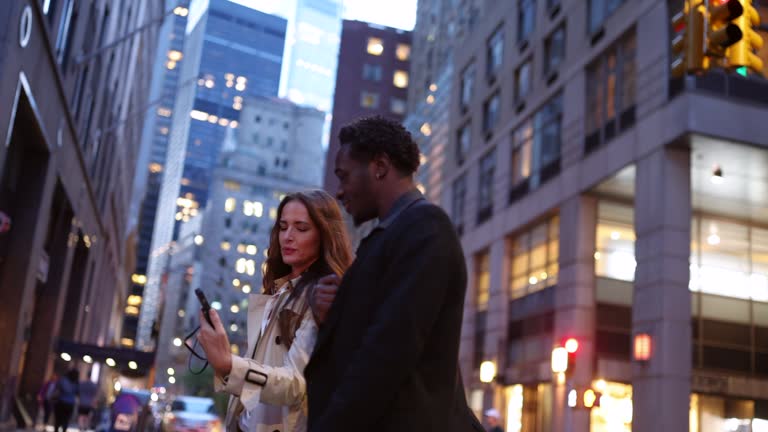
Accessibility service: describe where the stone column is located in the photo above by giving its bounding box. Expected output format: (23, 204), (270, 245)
(632, 146), (691, 432)
(552, 195), (597, 432)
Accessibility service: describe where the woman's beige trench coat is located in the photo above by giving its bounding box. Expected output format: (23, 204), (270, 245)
(214, 276), (317, 432)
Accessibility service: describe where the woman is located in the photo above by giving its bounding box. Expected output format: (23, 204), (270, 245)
(52, 369), (79, 432)
(198, 190), (353, 432)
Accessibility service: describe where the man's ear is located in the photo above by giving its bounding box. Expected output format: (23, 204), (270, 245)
(371, 154), (391, 180)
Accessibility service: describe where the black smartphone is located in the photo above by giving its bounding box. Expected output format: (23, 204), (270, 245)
(194, 288), (215, 328)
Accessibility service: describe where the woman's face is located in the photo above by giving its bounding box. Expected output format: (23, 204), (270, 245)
(279, 200), (321, 274)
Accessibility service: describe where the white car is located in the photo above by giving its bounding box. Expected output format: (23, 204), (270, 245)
(161, 396), (222, 432)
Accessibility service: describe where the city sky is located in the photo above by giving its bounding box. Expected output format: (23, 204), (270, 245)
(228, 0), (418, 30)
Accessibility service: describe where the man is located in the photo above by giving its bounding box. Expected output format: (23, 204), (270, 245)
(306, 116), (483, 431)
(484, 409), (504, 432)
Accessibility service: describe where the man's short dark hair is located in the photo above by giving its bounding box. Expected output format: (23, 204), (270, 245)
(338, 116), (420, 176)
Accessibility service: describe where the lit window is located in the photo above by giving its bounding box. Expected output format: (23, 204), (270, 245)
(121, 338), (135, 347)
(157, 107), (172, 117)
(230, 120), (239, 128)
(390, 98), (406, 115)
(131, 274), (147, 285)
(125, 306), (139, 316)
(420, 123), (432, 136)
(360, 92), (380, 109)
(509, 216), (560, 298)
(243, 201), (254, 216)
(224, 180), (240, 191)
(220, 241), (231, 251)
(205, 79), (214, 89)
(235, 82), (246, 91)
(269, 207), (278, 220)
(225, 197), (236, 213)
(173, 6), (189, 16)
(190, 110), (208, 121)
(166, 61), (177, 70)
(149, 163), (163, 173)
(236, 258), (246, 274)
(159, 127), (169, 135)
(396, 43), (411, 61)
(367, 37), (384, 55)
(252, 201), (263, 217)
(127, 295), (142, 306)
(246, 245), (257, 255)
(393, 70), (409, 88)
(218, 118), (230, 127)
(168, 50), (183, 61)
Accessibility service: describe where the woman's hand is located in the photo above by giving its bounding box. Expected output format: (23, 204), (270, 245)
(197, 309), (233, 377)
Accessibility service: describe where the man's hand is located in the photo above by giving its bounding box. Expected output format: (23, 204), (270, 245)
(196, 309), (233, 377)
(310, 274), (340, 325)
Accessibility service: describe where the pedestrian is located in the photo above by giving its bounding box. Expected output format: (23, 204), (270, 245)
(304, 115), (484, 431)
(37, 373), (58, 427)
(484, 409), (504, 432)
(53, 368), (79, 432)
(196, 190), (353, 431)
(78, 373), (99, 431)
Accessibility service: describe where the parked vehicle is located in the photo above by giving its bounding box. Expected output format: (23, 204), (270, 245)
(161, 396), (221, 432)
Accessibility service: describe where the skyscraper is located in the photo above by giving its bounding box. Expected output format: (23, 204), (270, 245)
(137, 0), (287, 350)
(281, 0), (343, 115)
(123, 0), (191, 349)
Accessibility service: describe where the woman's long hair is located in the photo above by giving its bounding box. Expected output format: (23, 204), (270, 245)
(262, 190), (353, 345)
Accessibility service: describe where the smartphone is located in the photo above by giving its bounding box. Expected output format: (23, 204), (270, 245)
(194, 288), (215, 328)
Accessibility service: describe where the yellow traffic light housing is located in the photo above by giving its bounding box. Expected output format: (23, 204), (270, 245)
(671, 3), (706, 77)
(727, 0), (764, 74)
(706, 0), (744, 56)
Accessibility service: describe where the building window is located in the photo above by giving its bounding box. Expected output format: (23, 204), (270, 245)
(477, 149), (496, 225)
(595, 201), (636, 282)
(243, 200), (264, 218)
(514, 59), (532, 105)
(476, 251), (491, 311)
(509, 92), (563, 203)
(360, 91), (380, 109)
(518, 0), (536, 43)
(509, 215), (559, 299)
(367, 37), (384, 56)
(220, 241), (231, 251)
(390, 98), (407, 115)
(393, 70), (409, 88)
(486, 26), (505, 80)
(483, 92), (500, 136)
(362, 64), (382, 81)
(457, 123), (471, 165)
(396, 43), (411, 61)
(589, 0), (628, 34)
(224, 180), (240, 191)
(585, 30), (636, 154)
(55, 0), (75, 67)
(224, 197), (237, 213)
(544, 24), (566, 76)
(451, 174), (467, 233)
(460, 62), (476, 110)
(474, 250), (491, 368)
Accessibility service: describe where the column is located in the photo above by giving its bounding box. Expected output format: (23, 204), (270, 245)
(553, 195), (597, 432)
(633, 146), (691, 432)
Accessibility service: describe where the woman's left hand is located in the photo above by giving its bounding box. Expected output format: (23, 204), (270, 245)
(197, 309), (233, 377)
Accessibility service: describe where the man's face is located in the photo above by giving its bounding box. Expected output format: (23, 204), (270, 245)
(334, 146), (378, 225)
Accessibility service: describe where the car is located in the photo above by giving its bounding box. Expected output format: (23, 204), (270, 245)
(161, 396), (222, 432)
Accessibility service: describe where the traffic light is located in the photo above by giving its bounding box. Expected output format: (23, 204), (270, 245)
(564, 337), (579, 378)
(727, 0), (764, 74)
(671, 2), (706, 77)
(706, 0), (745, 58)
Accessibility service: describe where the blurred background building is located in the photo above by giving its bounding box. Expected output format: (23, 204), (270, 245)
(137, 0), (287, 351)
